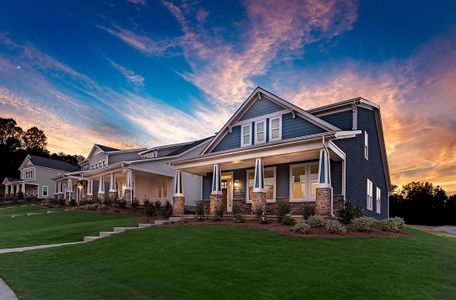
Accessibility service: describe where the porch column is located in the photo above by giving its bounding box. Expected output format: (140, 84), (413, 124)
(86, 179), (93, 202)
(124, 169), (133, 205)
(67, 178), (73, 204)
(210, 164), (222, 215)
(316, 149), (331, 216)
(251, 158), (266, 214)
(5, 184), (9, 198)
(97, 175), (105, 202)
(108, 173), (117, 200)
(172, 170), (185, 215)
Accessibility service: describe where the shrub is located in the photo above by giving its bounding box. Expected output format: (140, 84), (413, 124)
(325, 220), (347, 234)
(103, 198), (112, 207)
(98, 204), (108, 211)
(145, 201), (158, 217)
(216, 204), (224, 217)
(117, 199), (127, 208)
(338, 201), (364, 224)
(280, 214), (296, 226)
(294, 222), (311, 234)
(143, 199), (150, 207)
(131, 198), (139, 208)
(278, 201), (291, 220)
(233, 213), (243, 223)
(256, 209), (268, 224)
(381, 217), (406, 232)
(352, 217), (376, 232)
(301, 205), (315, 219)
(211, 215), (222, 222)
(232, 203), (241, 214)
(79, 199), (87, 206)
(162, 201), (173, 218)
(69, 199), (76, 207)
(154, 201), (161, 212)
(195, 201), (206, 221)
(307, 215), (325, 227)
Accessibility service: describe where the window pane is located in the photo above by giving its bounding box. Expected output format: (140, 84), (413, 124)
(271, 118), (279, 128)
(291, 166), (305, 199)
(248, 171), (254, 200)
(243, 125), (250, 135)
(271, 128), (280, 139)
(257, 122), (264, 132)
(243, 135), (250, 145)
(257, 131), (264, 142)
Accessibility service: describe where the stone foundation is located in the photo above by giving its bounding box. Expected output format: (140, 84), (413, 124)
(209, 194), (223, 215)
(108, 191), (117, 201)
(173, 196), (185, 215)
(315, 187), (331, 216)
(97, 192), (106, 203)
(250, 192), (266, 214)
(333, 195), (344, 216)
(124, 189), (132, 205)
(86, 194), (93, 203)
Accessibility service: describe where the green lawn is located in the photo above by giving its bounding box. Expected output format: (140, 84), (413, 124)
(0, 204), (134, 248)
(0, 225), (455, 299)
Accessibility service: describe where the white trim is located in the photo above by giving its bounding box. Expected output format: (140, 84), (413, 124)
(241, 124), (252, 147)
(246, 166), (276, 203)
(313, 107), (353, 117)
(367, 179), (373, 211)
(289, 162), (319, 202)
(42, 185), (49, 197)
(234, 109), (289, 127)
(376, 186), (381, 214)
(221, 171), (234, 212)
(254, 119), (266, 145)
(364, 131), (369, 160)
(269, 116), (282, 142)
(352, 105), (358, 130)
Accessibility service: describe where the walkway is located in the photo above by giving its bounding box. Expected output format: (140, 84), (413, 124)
(0, 278), (17, 300)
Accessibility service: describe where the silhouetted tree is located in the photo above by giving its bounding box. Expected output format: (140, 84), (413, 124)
(22, 126), (48, 154)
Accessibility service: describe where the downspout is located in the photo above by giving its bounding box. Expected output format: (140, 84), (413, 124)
(322, 135), (334, 217)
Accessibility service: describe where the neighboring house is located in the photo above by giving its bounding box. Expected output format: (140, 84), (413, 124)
(171, 87), (391, 219)
(2, 155), (79, 200)
(52, 140), (210, 210)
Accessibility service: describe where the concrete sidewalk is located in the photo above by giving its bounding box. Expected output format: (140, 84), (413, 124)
(0, 278), (17, 300)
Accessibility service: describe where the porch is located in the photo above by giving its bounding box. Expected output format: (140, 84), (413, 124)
(171, 137), (346, 217)
(2, 178), (39, 199)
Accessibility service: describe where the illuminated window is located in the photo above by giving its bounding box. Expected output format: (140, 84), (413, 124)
(247, 167), (276, 202)
(290, 163), (319, 202)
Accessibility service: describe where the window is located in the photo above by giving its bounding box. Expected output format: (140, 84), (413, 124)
(290, 163), (319, 202)
(364, 131), (369, 160)
(269, 117), (282, 141)
(367, 179), (373, 210)
(42, 185), (48, 197)
(24, 169), (34, 180)
(255, 120), (266, 144)
(241, 124), (252, 147)
(157, 178), (168, 199)
(247, 167), (276, 202)
(376, 187), (381, 214)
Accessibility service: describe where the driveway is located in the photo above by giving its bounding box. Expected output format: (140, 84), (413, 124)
(433, 226), (456, 237)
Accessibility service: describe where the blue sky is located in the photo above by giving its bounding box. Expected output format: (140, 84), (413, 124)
(1, 0), (456, 192)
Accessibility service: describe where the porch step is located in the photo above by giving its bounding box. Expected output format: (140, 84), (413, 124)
(11, 214), (25, 218)
(84, 236), (102, 242)
(168, 217), (182, 222)
(46, 210), (62, 214)
(138, 223), (155, 228)
(113, 226), (139, 233)
(154, 220), (169, 225)
(99, 231), (116, 237)
(26, 212), (43, 216)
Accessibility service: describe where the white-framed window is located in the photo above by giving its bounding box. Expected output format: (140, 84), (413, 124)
(241, 124), (252, 147)
(42, 185), (48, 197)
(376, 187), (381, 214)
(289, 163), (319, 202)
(367, 179), (373, 210)
(364, 131), (369, 160)
(246, 167), (276, 203)
(254, 120), (266, 144)
(157, 177), (168, 199)
(269, 116), (282, 141)
(23, 168), (34, 180)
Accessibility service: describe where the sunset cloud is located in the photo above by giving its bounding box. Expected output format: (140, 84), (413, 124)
(108, 59), (145, 86)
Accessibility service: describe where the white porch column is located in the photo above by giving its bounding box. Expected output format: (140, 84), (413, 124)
(109, 173), (116, 192)
(98, 175), (105, 194)
(173, 170), (184, 197)
(16, 183), (20, 195)
(125, 169), (133, 204)
(211, 164), (221, 195)
(21, 182), (25, 193)
(54, 181), (57, 195)
(253, 158), (265, 192)
(5, 184), (9, 196)
(317, 149), (330, 188)
(87, 179), (93, 195)
(67, 177), (73, 201)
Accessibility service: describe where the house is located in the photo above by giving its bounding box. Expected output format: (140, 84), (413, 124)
(170, 87), (391, 219)
(2, 155), (79, 200)
(52, 140), (210, 212)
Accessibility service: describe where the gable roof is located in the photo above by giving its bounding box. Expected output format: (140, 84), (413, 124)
(95, 144), (119, 152)
(22, 155), (80, 172)
(202, 86), (340, 154)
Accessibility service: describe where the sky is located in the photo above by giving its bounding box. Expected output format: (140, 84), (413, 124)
(1, 0), (456, 193)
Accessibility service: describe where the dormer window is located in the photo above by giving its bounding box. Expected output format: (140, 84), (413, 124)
(269, 116), (282, 141)
(255, 120), (266, 144)
(241, 124), (252, 147)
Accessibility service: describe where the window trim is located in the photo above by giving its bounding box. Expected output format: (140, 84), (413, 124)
(241, 124), (252, 147)
(364, 131), (369, 160)
(42, 185), (49, 197)
(289, 162), (319, 202)
(269, 116), (282, 142)
(376, 187), (381, 214)
(367, 179), (373, 211)
(254, 119), (266, 144)
(246, 167), (276, 203)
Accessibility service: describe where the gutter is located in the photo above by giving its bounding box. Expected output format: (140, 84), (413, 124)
(322, 135), (335, 218)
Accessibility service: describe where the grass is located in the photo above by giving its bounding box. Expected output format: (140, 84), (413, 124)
(0, 225), (455, 299)
(0, 204), (134, 248)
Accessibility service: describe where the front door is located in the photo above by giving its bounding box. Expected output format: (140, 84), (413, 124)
(221, 173), (233, 213)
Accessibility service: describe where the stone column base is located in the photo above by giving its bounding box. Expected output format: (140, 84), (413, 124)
(251, 192), (266, 214)
(124, 189), (132, 205)
(315, 187), (331, 216)
(173, 196), (185, 215)
(209, 194), (223, 215)
(97, 192), (106, 203)
(66, 191), (73, 205)
(86, 194), (93, 203)
(108, 191), (117, 201)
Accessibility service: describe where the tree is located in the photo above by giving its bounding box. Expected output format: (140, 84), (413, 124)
(22, 126), (48, 153)
(0, 118), (23, 151)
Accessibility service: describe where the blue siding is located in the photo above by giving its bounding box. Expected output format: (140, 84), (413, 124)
(320, 110), (352, 130)
(213, 126), (241, 152)
(282, 113), (325, 139)
(233, 169), (246, 199)
(331, 160), (342, 195)
(276, 164), (289, 198)
(202, 174), (212, 200)
(333, 108), (389, 219)
(239, 97), (284, 120)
